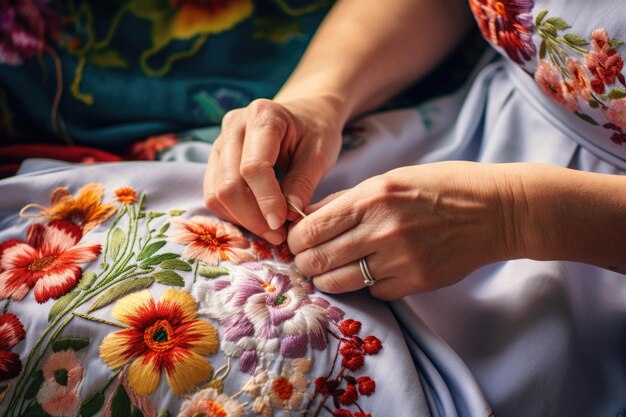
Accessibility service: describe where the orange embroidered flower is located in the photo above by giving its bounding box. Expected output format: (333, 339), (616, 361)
(114, 187), (138, 205)
(24, 183), (116, 233)
(178, 387), (245, 417)
(99, 289), (218, 396)
(170, 0), (254, 40)
(168, 216), (254, 265)
(535, 59), (579, 111)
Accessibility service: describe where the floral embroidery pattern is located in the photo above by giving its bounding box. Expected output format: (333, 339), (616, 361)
(0, 313), (25, 381)
(0, 183), (384, 417)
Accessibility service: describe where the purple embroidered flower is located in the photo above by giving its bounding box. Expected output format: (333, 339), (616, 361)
(469, 0), (536, 64)
(193, 262), (344, 373)
(0, 0), (58, 65)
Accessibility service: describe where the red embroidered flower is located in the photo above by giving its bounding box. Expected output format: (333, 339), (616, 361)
(251, 239), (294, 263)
(469, 0), (536, 64)
(535, 59), (579, 112)
(356, 376), (376, 396)
(566, 58), (592, 101)
(0, 313), (25, 381)
(127, 134), (179, 161)
(354, 412), (373, 417)
(341, 350), (365, 372)
(0, 221), (101, 303)
(585, 29), (625, 93)
(338, 383), (358, 405)
(333, 410), (353, 417)
(604, 98), (626, 129)
(339, 319), (361, 337)
(610, 131), (626, 146)
(362, 336), (382, 355)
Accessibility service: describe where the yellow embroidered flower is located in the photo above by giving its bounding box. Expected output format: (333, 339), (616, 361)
(99, 289), (218, 396)
(23, 183), (116, 233)
(170, 0), (254, 40)
(114, 187), (138, 205)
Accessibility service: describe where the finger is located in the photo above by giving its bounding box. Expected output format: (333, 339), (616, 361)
(287, 190), (362, 254)
(204, 140), (236, 222)
(281, 150), (327, 223)
(214, 122), (285, 244)
(311, 253), (389, 294)
(306, 190), (347, 213)
(240, 100), (291, 230)
(367, 277), (408, 301)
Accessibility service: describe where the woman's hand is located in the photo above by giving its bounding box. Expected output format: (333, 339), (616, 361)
(203, 96), (343, 245)
(287, 161), (522, 300)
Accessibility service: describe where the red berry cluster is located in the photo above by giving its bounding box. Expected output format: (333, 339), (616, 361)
(314, 319), (382, 417)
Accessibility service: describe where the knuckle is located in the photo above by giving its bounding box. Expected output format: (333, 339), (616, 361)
(285, 174), (316, 196)
(221, 109), (242, 127)
(307, 248), (331, 274)
(300, 221), (321, 248)
(316, 274), (345, 294)
(240, 158), (273, 179)
(215, 177), (241, 203)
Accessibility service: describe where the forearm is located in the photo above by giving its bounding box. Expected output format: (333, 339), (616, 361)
(274, 0), (473, 126)
(509, 164), (626, 273)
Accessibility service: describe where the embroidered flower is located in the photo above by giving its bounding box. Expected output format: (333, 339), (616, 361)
(169, 216), (253, 265)
(535, 59), (579, 111)
(0, 313), (25, 381)
(170, 0), (253, 40)
(585, 29), (625, 93)
(0, 0), (59, 65)
(566, 58), (592, 101)
(177, 387), (245, 417)
(99, 289), (218, 396)
(193, 263), (344, 373)
(24, 183), (117, 233)
(469, 0), (536, 64)
(114, 187), (138, 205)
(127, 134), (179, 161)
(252, 239), (294, 263)
(604, 98), (626, 129)
(36, 350), (84, 417)
(0, 221), (101, 303)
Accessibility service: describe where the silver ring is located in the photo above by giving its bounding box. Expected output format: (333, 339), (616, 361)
(359, 257), (376, 286)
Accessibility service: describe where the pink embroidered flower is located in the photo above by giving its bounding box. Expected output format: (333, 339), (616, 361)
(535, 59), (579, 111)
(604, 98), (626, 129)
(127, 134), (179, 161)
(252, 239), (295, 263)
(0, 312), (25, 381)
(469, 0), (536, 64)
(0, 0), (59, 65)
(177, 387), (245, 417)
(169, 216), (254, 266)
(36, 350), (84, 417)
(585, 29), (625, 93)
(566, 58), (592, 101)
(193, 263), (344, 373)
(0, 221), (101, 303)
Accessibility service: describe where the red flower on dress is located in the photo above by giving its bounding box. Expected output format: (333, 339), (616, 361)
(127, 134), (179, 161)
(0, 221), (101, 303)
(585, 29), (625, 93)
(0, 313), (25, 381)
(168, 216), (254, 265)
(469, 0), (536, 64)
(604, 98), (626, 130)
(535, 59), (579, 111)
(566, 58), (592, 101)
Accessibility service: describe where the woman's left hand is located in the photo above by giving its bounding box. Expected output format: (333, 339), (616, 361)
(287, 161), (523, 300)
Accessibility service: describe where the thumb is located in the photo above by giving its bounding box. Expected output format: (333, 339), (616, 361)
(281, 157), (325, 220)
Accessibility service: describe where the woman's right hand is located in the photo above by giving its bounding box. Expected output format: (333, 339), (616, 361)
(203, 96), (344, 244)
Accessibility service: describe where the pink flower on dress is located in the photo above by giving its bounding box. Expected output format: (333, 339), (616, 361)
(585, 29), (625, 93)
(535, 59), (579, 111)
(604, 98), (626, 129)
(0, 313), (25, 381)
(0, 0), (58, 65)
(127, 134), (179, 161)
(469, 0), (536, 64)
(0, 221), (101, 303)
(168, 216), (253, 265)
(36, 350), (84, 417)
(566, 58), (592, 101)
(177, 387), (245, 417)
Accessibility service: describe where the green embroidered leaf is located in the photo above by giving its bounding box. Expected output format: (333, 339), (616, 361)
(607, 87), (626, 100)
(24, 369), (44, 400)
(158, 222), (171, 235)
(48, 290), (80, 322)
(152, 270), (185, 287)
(588, 99), (600, 108)
(112, 385), (132, 417)
(609, 38), (625, 49)
(22, 403), (48, 417)
(535, 9), (548, 26)
(140, 252), (179, 267)
(147, 211), (166, 220)
(80, 391), (106, 417)
(539, 40), (547, 59)
(168, 209), (185, 216)
(542, 24), (558, 38)
(545, 17), (570, 30)
(87, 277), (154, 312)
(88, 49), (128, 69)
(137, 241), (166, 261)
(52, 337), (90, 352)
(131, 407), (145, 417)
(198, 266), (229, 279)
(159, 259), (192, 271)
(78, 270), (98, 290)
(563, 33), (589, 47)
(574, 111), (599, 125)
(157, 411), (172, 417)
(0, 384), (7, 396)
(110, 227), (126, 261)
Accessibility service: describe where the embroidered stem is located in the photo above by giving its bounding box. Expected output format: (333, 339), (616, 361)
(102, 205), (127, 264)
(73, 311), (128, 328)
(272, 0), (330, 16)
(69, 3), (94, 105)
(2, 300), (10, 314)
(140, 34), (208, 78)
(45, 45), (73, 145)
(93, 3), (131, 50)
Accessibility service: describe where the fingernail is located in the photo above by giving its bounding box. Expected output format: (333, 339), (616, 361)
(266, 213), (282, 230)
(262, 230), (284, 245)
